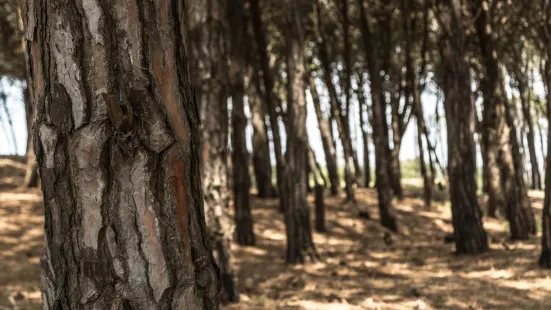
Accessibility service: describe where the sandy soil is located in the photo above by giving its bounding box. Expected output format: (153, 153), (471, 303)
(1, 156), (550, 310)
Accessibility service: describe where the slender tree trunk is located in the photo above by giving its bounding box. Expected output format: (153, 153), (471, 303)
(250, 0), (285, 202)
(518, 77), (542, 190)
(402, 0), (431, 207)
(389, 85), (403, 199)
(308, 147), (326, 232)
(229, 0), (255, 247)
(540, 25), (551, 265)
(473, 0), (534, 239)
(316, 4), (355, 201)
(187, 0), (238, 302)
(23, 85), (38, 187)
(250, 76), (277, 198)
(356, 74), (372, 188)
(437, 0), (488, 254)
(357, 0), (397, 231)
(27, 0), (219, 307)
(283, 0), (316, 263)
(309, 75), (340, 195)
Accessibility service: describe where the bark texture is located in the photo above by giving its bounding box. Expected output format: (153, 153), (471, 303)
(437, 0), (488, 254)
(27, 0), (220, 308)
(356, 75), (371, 188)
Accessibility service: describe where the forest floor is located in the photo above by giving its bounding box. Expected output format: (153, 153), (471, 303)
(1, 156), (550, 310)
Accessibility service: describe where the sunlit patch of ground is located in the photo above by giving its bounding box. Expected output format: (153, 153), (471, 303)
(225, 185), (551, 310)
(1, 157), (550, 309)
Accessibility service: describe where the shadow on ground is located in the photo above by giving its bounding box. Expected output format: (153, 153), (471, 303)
(1, 157), (549, 310)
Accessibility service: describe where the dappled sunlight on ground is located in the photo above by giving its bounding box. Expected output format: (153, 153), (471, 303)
(1, 157), (550, 309)
(225, 187), (551, 310)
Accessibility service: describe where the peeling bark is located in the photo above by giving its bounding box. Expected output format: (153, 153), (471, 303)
(28, 0), (219, 308)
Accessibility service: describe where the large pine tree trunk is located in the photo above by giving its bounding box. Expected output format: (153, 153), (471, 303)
(473, 0), (535, 240)
(309, 75), (340, 195)
(437, 0), (488, 254)
(229, 0), (255, 247)
(357, 0), (397, 231)
(27, 0), (219, 307)
(187, 0), (238, 302)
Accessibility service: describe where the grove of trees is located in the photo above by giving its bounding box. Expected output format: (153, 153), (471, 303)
(1, 0), (551, 307)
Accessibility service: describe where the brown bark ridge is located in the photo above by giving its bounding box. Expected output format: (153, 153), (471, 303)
(309, 74), (340, 195)
(249, 0), (285, 202)
(186, 0), (238, 303)
(473, 0), (535, 239)
(229, 0), (255, 247)
(27, 0), (219, 308)
(539, 0), (551, 268)
(23, 85), (39, 187)
(282, 0), (317, 263)
(437, 0), (488, 254)
(357, 0), (398, 231)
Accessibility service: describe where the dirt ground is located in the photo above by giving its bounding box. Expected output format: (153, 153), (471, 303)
(1, 156), (550, 310)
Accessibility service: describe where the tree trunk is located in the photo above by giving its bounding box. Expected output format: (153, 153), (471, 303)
(402, 0), (431, 208)
(187, 0), (238, 302)
(309, 75), (340, 195)
(23, 85), (39, 187)
(357, 0), (397, 231)
(250, 0), (285, 203)
(27, 0), (219, 307)
(356, 74), (371, 188)
(540, 32), (551, 266)
(229, 0), (255, 247)
(473, 0), (535, 239)
(316, 4), (355, 202)
(389, 85), (403, 199)
(282, 0), (317, 263)
(437, 0), (488, 254)
(518, 76), (542, 190)
(307, 146), (326, 233)
(249, 77), (277, 198)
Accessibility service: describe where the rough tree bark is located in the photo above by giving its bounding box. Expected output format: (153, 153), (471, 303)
(437, 0), (488, 254)
(473, 0), (535, 239)
(229, 0), (255, 247)
(357, 0), (398, 231)
(27, 0), (219, 308)
(309, 74), (340, 195)
(23, 85), (39, 187)
(282, 0), (317, 263)
(187, 0), (238, 302)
